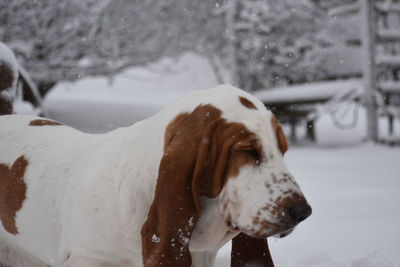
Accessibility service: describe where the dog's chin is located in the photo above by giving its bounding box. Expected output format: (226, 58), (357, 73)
(226, 220), (240, 232)
(226, 219), (295, 239)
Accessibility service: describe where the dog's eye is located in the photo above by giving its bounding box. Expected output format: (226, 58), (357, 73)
(245, 150), (261, 164)
(239, 146), (261, 164)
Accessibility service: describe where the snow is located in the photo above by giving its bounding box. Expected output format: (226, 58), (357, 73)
(43, 53), (218, 133)
(152, 234), (160, 243)
(263, 143), (399, 267)
(253, 79), (363, 104)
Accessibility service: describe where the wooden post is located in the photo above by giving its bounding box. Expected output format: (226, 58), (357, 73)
(306, 120), (316, 142)
(290, 118), (297, 143)
(360, 0), (379, 142)
(388, 115), (394, 135)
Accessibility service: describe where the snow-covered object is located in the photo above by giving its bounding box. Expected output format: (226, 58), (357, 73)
(378, 81), (400, 93)
(376, 54), (400, 67)
(43, 53), (218, 133)
(0, 41), (18, 95)
(253, 79), (363, 104)
(327, 2), (359, 17)
(377, 28), (400, 41)
(302, 46), (363, 79)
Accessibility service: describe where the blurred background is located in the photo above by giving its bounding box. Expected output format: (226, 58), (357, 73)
(1, 0), (400, 266)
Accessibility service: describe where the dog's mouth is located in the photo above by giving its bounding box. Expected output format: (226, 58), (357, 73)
(226, 220), (240, 232)
(273, 227), (294, 238)
(226, 217), (296, 239)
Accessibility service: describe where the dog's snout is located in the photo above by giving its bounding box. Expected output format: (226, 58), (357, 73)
(288, 202), (312, 224)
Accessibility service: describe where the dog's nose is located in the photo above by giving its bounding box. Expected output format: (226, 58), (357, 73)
(288, 202), (312, 224)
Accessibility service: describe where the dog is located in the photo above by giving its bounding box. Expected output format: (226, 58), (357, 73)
(0, 84), (311, 266)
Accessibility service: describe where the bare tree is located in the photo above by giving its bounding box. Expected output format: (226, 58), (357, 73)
(0, 0), (223, 95)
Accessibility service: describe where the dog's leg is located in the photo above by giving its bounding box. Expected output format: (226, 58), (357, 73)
(231, 233), (275, 267)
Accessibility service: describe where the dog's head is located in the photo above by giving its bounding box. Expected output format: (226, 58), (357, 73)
(141, 85), (311, 266)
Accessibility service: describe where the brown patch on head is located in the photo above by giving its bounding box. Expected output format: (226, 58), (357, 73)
(0, 61), (15, 92)
(141, 104), (261, 266)
(271, 116), (288, 155)
(0, 156), (28, 235)
(239, 96), (257, 110)
(29, 119), (62, 126)
(231, 233), (275, 267)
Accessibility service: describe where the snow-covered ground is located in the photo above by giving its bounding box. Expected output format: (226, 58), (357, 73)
(40, 53), (400, 267)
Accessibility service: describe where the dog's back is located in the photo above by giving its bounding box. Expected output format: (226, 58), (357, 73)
(0, 115), (92, 266)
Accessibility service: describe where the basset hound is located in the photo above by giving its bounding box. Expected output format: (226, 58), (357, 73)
(0, 84), (311, 267)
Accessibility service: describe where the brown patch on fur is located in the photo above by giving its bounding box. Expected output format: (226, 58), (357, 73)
(141, 104), (261, 266)
(0, 61), (15, 92)
(271, 116), (289, 154)
(29, 119), (62, 126)
(231, 233), (275, 267)
(0, 156), (28, 235)
(0, 97), (12, 115)
(0, 61), (15, 115)
(239, 96), (257, 110)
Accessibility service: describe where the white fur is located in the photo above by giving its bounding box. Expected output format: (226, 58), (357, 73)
(0, 84), (305, 267)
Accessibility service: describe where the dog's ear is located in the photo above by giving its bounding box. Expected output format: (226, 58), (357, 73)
(271, 116), (288, 155)
(141, 104), (237, 266)
(231, 233), (275, 267)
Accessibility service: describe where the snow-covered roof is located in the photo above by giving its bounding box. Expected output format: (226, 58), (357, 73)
(328, 3), (359, 17)
(376, 54), (400, 67)
(253, 79), (363, 105)
(378, 81), (400, 93)
(377, 28), (400, 41)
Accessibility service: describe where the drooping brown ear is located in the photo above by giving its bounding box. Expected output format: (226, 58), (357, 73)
(141, 104), (246, 266)
(231, 233), (275, 267)
(271, 116), (289, 155)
